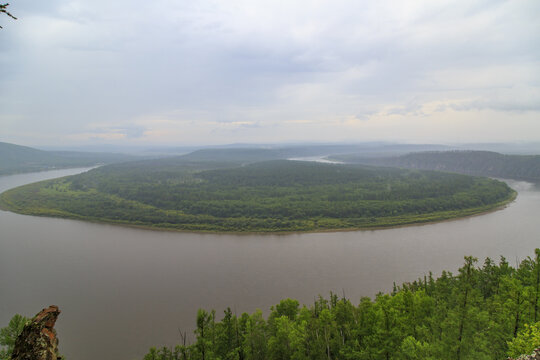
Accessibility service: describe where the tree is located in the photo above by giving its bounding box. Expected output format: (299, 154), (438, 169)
(141, 249), (540, 360)
(399, 336), (431, 360)
(532, 249), (540, 323)
(216, 308), (240, 360)
(455, 256), (477, 360)
(507, 321), (540, 358)
(0, 3), (16, 28)
(194, 309), (217, 360)
(0, 314), (28, 360)
(242, 310), (267, 360)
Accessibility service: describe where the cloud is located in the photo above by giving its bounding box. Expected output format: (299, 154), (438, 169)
(450, 100), (540, 113)
(1, 0), (540, 146)
(68, 132), (127, 142)
(429, 85), (540, 113)
(69, 124), (148, 142)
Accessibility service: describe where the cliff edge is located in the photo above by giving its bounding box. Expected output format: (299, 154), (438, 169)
(11, 306), (61, 360)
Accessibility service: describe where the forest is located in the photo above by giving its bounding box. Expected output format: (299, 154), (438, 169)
(0, 158), (515, 232)
(331, 151), (540, 181)
(0, 141), (136, 175)
(138, 249), (540, 360)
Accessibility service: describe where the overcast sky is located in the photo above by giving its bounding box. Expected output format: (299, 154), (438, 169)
(1, 0), (539, 147)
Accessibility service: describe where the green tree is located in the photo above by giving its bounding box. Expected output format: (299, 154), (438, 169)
(532, 249), (540, 323)
(272, 299), (300, 322)
(216, 308), (240, 360)
(0, 314), (28, 360)
(507, 321), (540, 358)
(194, 309), (217, 360)
(399, 336), (431, 360)
(143, 347), (159, 360)
(268, 316), (294, 360)
(455, 256), (478, 360)
(242, 310), (267, 360)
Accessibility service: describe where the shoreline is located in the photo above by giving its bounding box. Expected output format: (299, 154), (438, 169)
(0, 165), (101, 177)
(0, 190), (517, 236)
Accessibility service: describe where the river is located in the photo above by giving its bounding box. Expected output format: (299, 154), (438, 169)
(0, 168), (539, 360)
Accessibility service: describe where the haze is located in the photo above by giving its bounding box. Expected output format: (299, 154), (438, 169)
(1, 0), (539, 147)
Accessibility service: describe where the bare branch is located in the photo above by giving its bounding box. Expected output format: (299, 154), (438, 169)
(0, 3), (17, 29)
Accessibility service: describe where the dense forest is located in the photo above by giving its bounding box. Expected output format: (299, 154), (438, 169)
(0, 158), (514, 232)
(331, 151), (540, 181)
(138, 249), (540, 360)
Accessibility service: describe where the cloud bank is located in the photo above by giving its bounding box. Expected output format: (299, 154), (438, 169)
(1, 0), (539, 146)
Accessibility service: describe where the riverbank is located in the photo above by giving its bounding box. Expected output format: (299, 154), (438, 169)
(0, 185), (517, 234)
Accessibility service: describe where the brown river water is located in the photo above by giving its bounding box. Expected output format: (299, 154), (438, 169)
(1, 168), (539, 360)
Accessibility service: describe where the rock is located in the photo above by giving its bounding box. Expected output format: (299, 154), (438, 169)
(11, 305), (61, 360)
(508, 348), (540, 360)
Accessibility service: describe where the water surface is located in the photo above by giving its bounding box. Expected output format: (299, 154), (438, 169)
(1, 170), (538, 360)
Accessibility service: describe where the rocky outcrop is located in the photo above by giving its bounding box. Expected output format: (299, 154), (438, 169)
(508, 348), (540, 360)
(11, 305), (61, 360)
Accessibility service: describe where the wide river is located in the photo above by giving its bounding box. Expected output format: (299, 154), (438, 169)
(1, 168), (539, 360)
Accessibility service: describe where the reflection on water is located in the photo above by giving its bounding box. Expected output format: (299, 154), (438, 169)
(1, 170), (539, 360)
(498, 179), (537, 192)
(287, 156), (344, 164)
(0, 167), (95, 193)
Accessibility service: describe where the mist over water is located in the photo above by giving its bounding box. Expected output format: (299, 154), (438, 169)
(1, 170), (539, 360)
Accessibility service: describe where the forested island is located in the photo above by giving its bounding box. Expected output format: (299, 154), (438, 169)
(0, 153), (515, 232)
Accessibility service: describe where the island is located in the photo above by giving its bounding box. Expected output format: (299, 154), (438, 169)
(0, 155), (516, 232)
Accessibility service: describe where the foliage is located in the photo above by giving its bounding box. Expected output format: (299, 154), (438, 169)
(0, 159), (515, 232)
(0, 314), (28, 360)
(507, 322), (540, 358)
(142, 249), (540, 360)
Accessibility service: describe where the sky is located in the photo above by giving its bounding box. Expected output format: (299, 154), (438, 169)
(0, 0), (539, 147)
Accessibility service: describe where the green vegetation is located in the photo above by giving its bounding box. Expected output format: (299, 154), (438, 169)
(508, 322), (540, 358)
(0, 314), (28, 360)
(142, 249), (540, 360)
(0, 157), (515, 232)
(331, 150), (540, 181)
(0, 141), (137, 175)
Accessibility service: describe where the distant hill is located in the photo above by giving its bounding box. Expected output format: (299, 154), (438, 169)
(178, 148), (284, 163)
(177, 143), (455, 163)
(0, 142), (137, 175)
(331, 150), (540, 181)
(0, 142), (455, 176)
